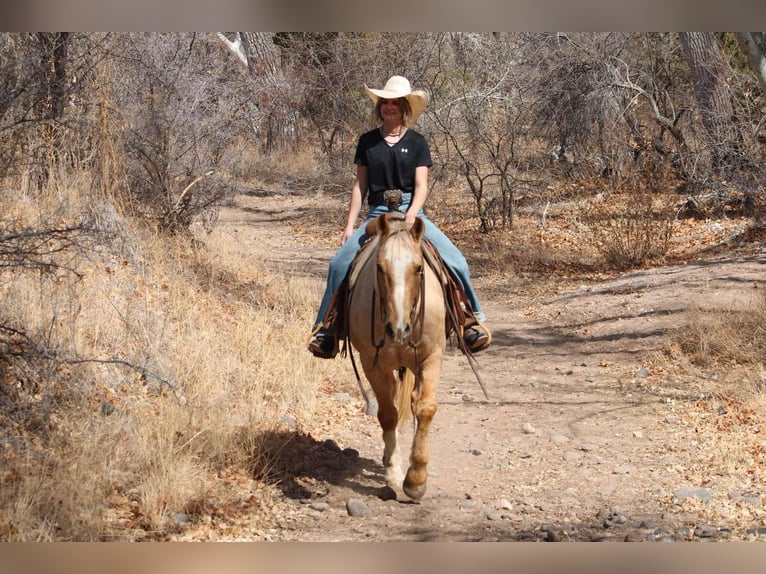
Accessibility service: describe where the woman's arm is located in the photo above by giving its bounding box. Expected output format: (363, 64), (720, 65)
(405, 165), (429, 224)
(341, 164), (367, 245)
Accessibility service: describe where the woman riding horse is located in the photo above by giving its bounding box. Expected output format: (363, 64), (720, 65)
(309, 75), (491, 358)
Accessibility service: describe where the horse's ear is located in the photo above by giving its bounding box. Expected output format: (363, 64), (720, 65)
(365, 213), (386, 237)
(410, 217), (425, 241)
(378, 213), (391, 237)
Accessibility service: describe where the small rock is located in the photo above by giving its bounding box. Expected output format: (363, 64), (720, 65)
(342, 447), (360, 458)
(499, 499), (513, 510)
(309, 502), (330, 512)
(673, 487), (712, 506)
(331, 392), (352, 402)
(694, 526), (716, 538)
(470, 448), (483, 456)
(614, 465), (636, 474)
(580, 443), (597, 452)
(632, 431), (644, 439)
(170, 512), (191, 524)
(636, 368), (650, 378)
(486, 511), (504, 521)
(551, 434), (570, 444)
(521, 422), (537, 434)
(346, 499), (371, 517)
(730, 491), (761, 505)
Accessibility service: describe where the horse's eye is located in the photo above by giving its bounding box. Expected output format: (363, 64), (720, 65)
(416, 265), (424, 275)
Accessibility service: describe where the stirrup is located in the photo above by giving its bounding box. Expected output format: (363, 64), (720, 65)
(308, 326), (339, 359)
(463, 319), (491, 353)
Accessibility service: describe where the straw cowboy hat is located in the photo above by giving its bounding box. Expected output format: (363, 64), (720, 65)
(364, 75), (429, 124)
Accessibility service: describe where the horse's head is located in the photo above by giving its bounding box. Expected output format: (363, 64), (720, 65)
(374, 213), (426, 345)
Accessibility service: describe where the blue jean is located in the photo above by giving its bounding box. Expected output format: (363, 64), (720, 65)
(314, 204), (486, 328)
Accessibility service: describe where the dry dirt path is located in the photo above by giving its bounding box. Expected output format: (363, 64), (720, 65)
(220, 191), (766, 542)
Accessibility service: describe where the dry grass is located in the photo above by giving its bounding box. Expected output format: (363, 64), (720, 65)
(0, 167), (339, 540)
(682, 289), (766, 381)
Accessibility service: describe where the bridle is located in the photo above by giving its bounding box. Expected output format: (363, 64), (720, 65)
(346, 227), (427, 398)
(370, 228), (426, 367)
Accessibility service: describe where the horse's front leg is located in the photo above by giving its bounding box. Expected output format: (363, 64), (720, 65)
(403, 353), (441, 500)
(366, 368), (404, 491)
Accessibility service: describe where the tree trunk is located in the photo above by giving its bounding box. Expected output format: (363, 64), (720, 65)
(36, 32), (70, 120)
(679, 32), (741, 176)
(239, 32), (280, 79)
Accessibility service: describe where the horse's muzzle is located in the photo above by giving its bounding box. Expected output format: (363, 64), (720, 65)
(385, 321), (411, 345)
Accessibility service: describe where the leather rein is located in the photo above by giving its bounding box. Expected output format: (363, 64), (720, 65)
(346, 227), (427, 400)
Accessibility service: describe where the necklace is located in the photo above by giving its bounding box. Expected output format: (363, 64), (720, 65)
(380, 126), (406, 142)
(380, 126), (407, 146)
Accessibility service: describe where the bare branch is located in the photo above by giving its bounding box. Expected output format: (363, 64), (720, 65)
(215, 32), (248, 68)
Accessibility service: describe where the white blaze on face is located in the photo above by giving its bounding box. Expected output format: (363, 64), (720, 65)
(383, 236), (417, 339)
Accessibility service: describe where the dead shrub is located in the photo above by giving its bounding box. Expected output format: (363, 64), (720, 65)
(585, 166), (678, 270)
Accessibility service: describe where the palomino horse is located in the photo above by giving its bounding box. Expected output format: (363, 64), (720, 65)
(347, 212), (446, 500)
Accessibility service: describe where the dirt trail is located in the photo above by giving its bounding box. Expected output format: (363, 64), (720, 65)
(219, 191), (766, 542)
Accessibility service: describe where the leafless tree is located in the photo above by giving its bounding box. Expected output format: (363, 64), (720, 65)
(103, 33), (255, 233)
(425, 33), (534, 231)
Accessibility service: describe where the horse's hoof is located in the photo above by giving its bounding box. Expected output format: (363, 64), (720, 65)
(403, 478), (427, 500)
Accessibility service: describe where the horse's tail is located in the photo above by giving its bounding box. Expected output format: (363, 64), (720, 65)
(396, 368), (416, 427)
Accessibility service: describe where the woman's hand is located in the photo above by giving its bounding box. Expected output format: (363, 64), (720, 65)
(340, 225), (355, 246)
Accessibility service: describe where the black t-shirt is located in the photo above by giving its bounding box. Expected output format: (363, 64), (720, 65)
(353, 128), (433, 206)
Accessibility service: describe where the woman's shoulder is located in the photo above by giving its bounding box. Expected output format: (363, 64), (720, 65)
(359, 127), (382, 141)
(405, 128), (427, 141)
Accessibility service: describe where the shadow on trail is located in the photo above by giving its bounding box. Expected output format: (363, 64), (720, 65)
(395, 515), (674, 542)
(487, 320), (671, 354)
(253, 429), (386, 501)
